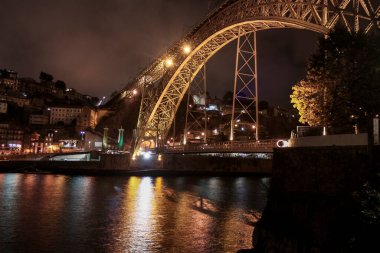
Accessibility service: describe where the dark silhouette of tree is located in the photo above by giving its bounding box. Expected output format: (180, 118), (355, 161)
(55, 80), (66, 90)
(222, 91), (233, 105)
(39, 72), (54, 82)
(258, 100), (269, 111)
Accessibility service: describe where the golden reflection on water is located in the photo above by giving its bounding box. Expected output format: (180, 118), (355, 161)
(131, 177), (155, 251)
(108, 176), (260, 253)
(110, 177), (157, 252)
(104, 177), (266, 252)
(0, 175), (267, 253)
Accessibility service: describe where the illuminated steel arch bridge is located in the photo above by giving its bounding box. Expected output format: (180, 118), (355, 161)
(124, 0), (379, 156)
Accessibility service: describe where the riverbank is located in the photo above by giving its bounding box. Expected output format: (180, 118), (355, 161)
(0, 152), (272, 176)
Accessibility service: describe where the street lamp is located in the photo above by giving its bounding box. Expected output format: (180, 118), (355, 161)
(80, 131), (85, 151)
(183, 44), (192, 54)
(165, 58), (174, 67)
(80, 131), (85, 140)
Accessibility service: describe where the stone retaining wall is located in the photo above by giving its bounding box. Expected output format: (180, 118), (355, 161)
(250, 146), (379, 253)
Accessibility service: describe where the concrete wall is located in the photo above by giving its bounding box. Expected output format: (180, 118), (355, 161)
(163, 154), (271, 173)
(251, 146), (378, 252)
(1, 152), (270, 175)
(289, 133), (367, 147)
(271, 146), (372, 194)
(99, 154), (130, 170)
(130, 153), (272, 174)
(50, 153), (89, 161)
(0, 153), (131, 173)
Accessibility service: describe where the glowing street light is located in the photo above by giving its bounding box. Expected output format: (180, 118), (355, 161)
(165, 58), (174, 67)
(80, 131), (85, 140)
(183, 45), (191, 54)
(132, 89), (138, 95)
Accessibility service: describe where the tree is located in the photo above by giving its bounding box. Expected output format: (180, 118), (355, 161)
(222, 91), (233, 105)
(258, 100), (269, 111)
(55, 80), (66, 90)
(39, 72), (54, 82)
(291, 29), (380, 131)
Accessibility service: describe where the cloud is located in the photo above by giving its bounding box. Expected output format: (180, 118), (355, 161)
(0, 0), (320, 106)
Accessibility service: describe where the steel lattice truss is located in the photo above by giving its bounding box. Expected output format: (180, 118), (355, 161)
(230, 30), (259, 141)
(184, 65), (208, 144)
(131, 0), (380, 155)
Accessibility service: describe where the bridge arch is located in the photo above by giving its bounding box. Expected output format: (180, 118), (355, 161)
(133, 0), (379, 155)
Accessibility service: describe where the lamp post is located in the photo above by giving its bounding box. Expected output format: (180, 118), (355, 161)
(80, 131), (85, 150)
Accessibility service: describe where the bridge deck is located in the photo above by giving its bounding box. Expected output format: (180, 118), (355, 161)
(164, 140), (277, 154)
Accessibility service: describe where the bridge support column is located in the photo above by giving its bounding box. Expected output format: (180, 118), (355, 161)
(183, 65), (208, 145)
(230, 29), (259, 142)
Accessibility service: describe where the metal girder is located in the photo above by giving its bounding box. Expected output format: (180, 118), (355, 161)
(132, 0), (380, 156)
(230, 30), (259, 141)
(183, 65), (208, 145)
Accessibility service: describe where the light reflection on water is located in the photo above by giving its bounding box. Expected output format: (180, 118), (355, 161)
(0, 174), (269, 253)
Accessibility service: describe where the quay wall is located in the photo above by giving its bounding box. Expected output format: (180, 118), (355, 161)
(0, 152), (271, 175)
(162, 154), (271, 174)
(129, 154), (272, 174)
(250, 146), (379, 252)
(289, 133), (368, 147)
(0, 154), (131, 174)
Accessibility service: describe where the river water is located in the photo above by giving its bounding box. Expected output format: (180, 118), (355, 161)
(0, 173), (269, 253)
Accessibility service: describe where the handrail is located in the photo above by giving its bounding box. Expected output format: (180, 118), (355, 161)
(164, 139), (278, 153)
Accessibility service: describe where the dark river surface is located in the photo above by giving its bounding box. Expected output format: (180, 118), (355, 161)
(0, 173), (270, 253)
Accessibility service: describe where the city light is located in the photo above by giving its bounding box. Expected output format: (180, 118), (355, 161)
(165, 58), (174, 67)
(183, 44), (191, 54)
(80, 131), (85, 141)
(276, 140), (289, 148)
(133, 89), (138, 95)
(143, 151), (152, 160)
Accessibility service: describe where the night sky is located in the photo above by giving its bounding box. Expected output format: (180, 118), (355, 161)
(0, 0), (320, 107)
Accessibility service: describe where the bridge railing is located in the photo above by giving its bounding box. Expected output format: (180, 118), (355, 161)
(164, 139), (278, 153)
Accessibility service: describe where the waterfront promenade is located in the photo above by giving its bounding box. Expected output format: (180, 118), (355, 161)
(0, 151), (272, 176)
